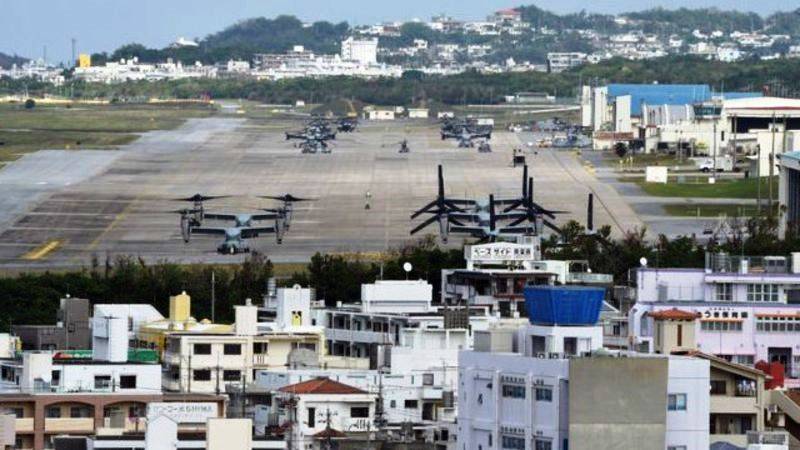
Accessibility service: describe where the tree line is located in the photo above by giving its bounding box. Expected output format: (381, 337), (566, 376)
(5, 55), (800, 106)
(2, 218), (800, 331)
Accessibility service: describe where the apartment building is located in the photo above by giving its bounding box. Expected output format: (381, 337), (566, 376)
(441, 240), (612, 317)
(629, 253), (800, 387)
(162, 292), (326, 394)
(457, 285), (710, 450)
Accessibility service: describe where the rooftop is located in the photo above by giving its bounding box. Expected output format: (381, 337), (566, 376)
(278, 377), (366, 395)
(647, 308), (700, 321)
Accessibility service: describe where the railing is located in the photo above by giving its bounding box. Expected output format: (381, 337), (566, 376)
(326, 328), (393, 344)
(706, 253), (791, 274)
(566, 272), (613, 284)
(747, 431), (788, 445)
(44, 418), (95, 433)
(15, 418), (33, 432)
(657, 285), (705, 302)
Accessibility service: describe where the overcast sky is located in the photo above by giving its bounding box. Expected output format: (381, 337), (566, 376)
(0, 0), (787, 63)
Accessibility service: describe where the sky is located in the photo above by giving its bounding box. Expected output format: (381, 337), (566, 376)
(0, 0), (790, 64)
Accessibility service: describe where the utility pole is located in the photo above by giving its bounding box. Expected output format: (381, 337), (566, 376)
(241, 372), (247, 419)
(712, 119), (718, 176)
(757, 143), (763, 213)
(770, 113), (777, 209)
(324, 408), (333, 450)
(211, 271), (216, 323)
(71, 38), (76, 68)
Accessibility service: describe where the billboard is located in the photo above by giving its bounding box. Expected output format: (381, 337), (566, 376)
(146, 402), (218, 424)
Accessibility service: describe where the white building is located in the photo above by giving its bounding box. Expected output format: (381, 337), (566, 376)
(628, 253), (800, 387)
(458, 293), (710, 450)
(546, 52), (587, 73)
(162, 297), (325, 394)
(268, 377), (376, 446)
(341, 37), (378, 65)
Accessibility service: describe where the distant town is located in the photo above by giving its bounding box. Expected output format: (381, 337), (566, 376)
(3, 6), (800, 85)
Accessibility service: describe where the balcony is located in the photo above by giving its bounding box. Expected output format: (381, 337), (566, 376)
(748, 431), (788, 446)
(44, 418), (95, 433)
(710, 396), (758, 415)
(15, 418), (34, 433)
(657, 285), (704, 302)
(566, 272), (613, 284)
(326, 327), (392, 344)
(710, 434), (747, 448)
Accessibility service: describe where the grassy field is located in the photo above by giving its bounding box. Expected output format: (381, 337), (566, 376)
(662, 203), (775, 217)
(636, 177), (778, 199)
(0, 102), (216, 165)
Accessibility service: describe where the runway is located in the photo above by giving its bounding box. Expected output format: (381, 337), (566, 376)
(0, 116), (649, 268)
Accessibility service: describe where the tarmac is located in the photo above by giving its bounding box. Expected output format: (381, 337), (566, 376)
(0, 117), (658, 269)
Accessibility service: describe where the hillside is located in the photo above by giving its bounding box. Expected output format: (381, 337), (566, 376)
(0, 52), (28, 69)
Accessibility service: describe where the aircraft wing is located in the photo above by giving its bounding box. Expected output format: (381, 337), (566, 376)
(190, 227), (228, 236)
(251, 212), (280, 221)
(241, 226), (277, 239)
(203, 213), (238, 221)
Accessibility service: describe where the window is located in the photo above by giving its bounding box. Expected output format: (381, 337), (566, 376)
(307, 407), (315, 428)
(94, 375), (111, 390)
(747, 284), (779, 302)
(501, 436), (525, 449)
(70, 406), (91, 418)
(404, 400), (418, 409)
(51, 370), (60, 387)
(8, 408), (23, 418)
(193, 343), (211, 355)
(46, 406), (61, 418)
(223, 370), (242, 381)
(535, 387), (553, 402)
(351, 407), (369, 418)
(715, 284), (733, 302)
(422, 373), (434, 386)
(710, 380), (726, 395)
(735, 355), (755, 366)
(119, 375), (137, 389)
(534, 440), (553, 450)
(701, 321), (743, 332)
(253, 342), (268, 354)
(193, 369), (211, 381)
(223, 344), (242, 355)
(390, 400), (396, 408)
(668, 393), (687, 411)
(502, 385), (525, 399)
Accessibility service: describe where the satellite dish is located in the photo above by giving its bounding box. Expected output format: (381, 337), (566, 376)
(640, 257), (648, 267)
(403, 262), (413, 273)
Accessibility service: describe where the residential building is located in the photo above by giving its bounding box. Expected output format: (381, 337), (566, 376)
(441, 239), (612, 317)
(457, 285), (710, 450)
(265, 378), (376, 447)
(13, 297), (91, 351)
(162, 295), (326, 394)
(341, 37), (378, 65)
(546, 52), (587, 73)
(628, 252), (800, 386)
(0, 315), (222, 450)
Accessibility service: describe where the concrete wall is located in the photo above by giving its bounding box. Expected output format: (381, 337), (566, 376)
(568, 357), (668, 450)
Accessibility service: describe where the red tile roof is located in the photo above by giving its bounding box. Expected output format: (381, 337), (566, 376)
(313, 428), (347, 439)
(647, 308), (700, 321)
(278, 377), (366, 395)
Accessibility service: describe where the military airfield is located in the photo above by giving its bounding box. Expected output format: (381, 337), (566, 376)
(0, 110), (649, 269)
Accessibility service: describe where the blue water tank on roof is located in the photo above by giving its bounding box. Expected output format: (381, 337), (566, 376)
(524, 286), (604, 326)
